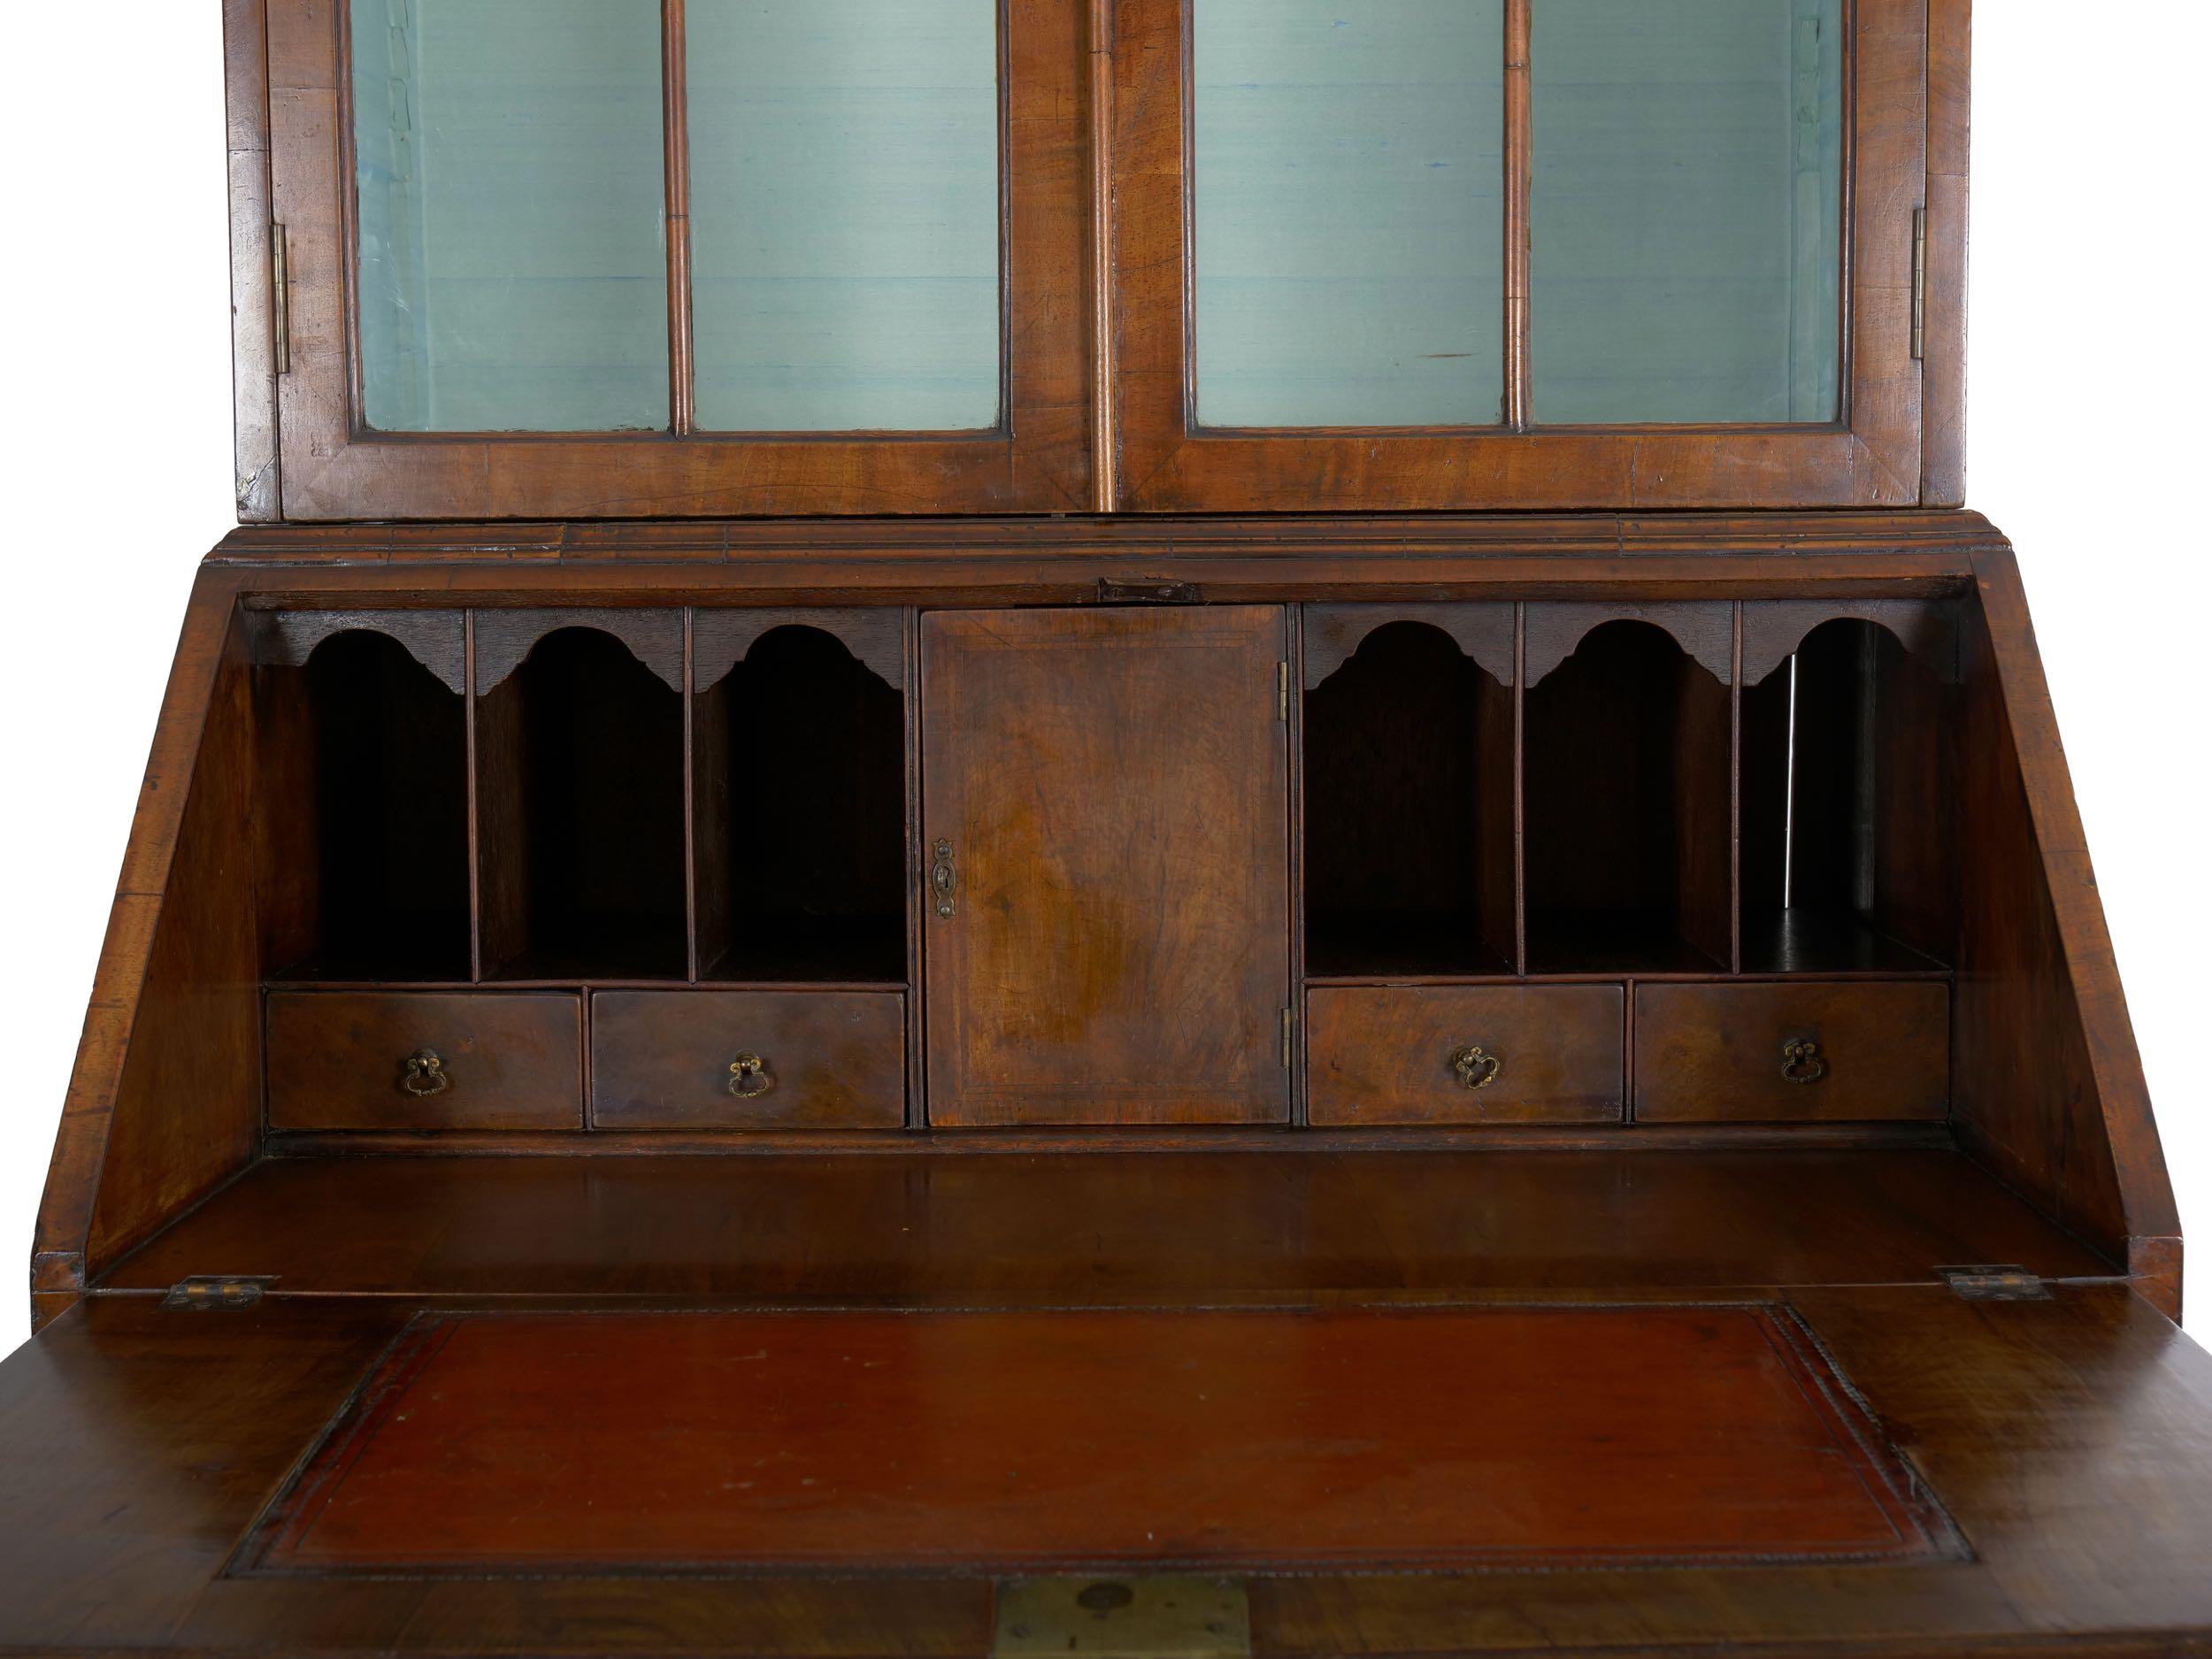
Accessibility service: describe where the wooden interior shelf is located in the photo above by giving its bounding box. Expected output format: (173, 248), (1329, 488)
(98, 1147), (2111, 1302)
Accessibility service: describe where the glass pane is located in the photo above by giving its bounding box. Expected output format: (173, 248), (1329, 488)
(1532, 0), (1845, 426)
(687, 1), (1002, 433)
(1193, 0), (1507, 429)
(350, 0), (672, 433)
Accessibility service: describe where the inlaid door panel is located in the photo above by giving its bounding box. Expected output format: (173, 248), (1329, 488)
(921, 607), (1292, 1125)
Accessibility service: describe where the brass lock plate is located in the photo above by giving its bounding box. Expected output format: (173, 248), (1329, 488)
(993, 1577), (1249, 1659)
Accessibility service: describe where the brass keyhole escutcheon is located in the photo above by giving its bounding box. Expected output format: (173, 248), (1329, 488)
(1450, 1044), (1502, 1090)
(931, 838), (957, 918)
(727, 1051), (775, 1098)
(1781, 1039), (1827, 1085)
(399, 1050), (450, 1097)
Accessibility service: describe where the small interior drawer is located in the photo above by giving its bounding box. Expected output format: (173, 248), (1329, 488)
(1633, 982), (1949, 1123)
(591, 991), (905, 1131)
(265, 992), (583, 1131)
(1306, 985), (1625, 1125)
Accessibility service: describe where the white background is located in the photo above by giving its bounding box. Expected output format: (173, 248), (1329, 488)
(0, 6), (2204, 1347)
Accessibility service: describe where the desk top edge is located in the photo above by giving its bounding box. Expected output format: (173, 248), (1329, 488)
(207, 510), (2008, 570)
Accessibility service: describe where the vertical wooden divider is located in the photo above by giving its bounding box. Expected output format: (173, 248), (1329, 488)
(464, 611), (485, 985)
(1087, 0), (1118, 511)
(681, 610), (699, 983)
(1511, 603), (1528, 976)
(903, 609), (926, 1129)
(1729, 603), (1745, 975)
(662, 0), (695, 436)
(1502, 0), (1533, 432)
(1286, 604), (1307, 1127)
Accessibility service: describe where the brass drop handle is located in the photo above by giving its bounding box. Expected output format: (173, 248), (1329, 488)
(727, 1051), (774, 1099)
(1782, 1039), (1827, 1085)
(931, 838), (957, 918)
(1450, 1043), (1502, 1091)
(400, 1050), (450, 1097)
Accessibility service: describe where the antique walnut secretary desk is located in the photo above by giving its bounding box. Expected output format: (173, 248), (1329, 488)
(4, 0), (2211, 1653)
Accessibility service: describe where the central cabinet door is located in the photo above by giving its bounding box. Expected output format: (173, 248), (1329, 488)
(922, 607), (1292, 1125)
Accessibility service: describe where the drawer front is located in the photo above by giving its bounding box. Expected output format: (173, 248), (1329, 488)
(266, 993), (582, 1131)
(592, 991), (906, 1131)
(1633, 983), (1949, 1123)
(1307, 986), (1625, 1125)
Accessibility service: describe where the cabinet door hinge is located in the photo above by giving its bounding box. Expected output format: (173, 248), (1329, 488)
(1277, 660), (1291, 722)
(1909, 206), (1927, 361)
(271, 222), (291, 376)
(1936, 1264), (2049, 1302)
(162, 1275), (277, 1310)
(1281, 1007), (1294, 1070)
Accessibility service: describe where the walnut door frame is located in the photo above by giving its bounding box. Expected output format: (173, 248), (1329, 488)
(918, 605), (1294, 1127)
(251, 0), (1090, 519)
(1101, 0), (1941, 512)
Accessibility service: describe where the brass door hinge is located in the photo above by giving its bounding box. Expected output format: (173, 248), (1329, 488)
(1276, 660), (1291, 722)
(1909, 206), (1927, 361)
(272, 221), (292, 376)
(995, 1578), (1249, 1659)
(162, 1275), (277, 1310)
(1281, 1006), (1294, 1071)
(1936, 1264), (2050, 1302)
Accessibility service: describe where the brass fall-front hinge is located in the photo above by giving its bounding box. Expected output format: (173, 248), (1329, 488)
(271, 221), (292, 376)
(1909, 206), (1928, 361)
(1936, 1264), (2050, 1302)
(162, 1275), (277, 1310)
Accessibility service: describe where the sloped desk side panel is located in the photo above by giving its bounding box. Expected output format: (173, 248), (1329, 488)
(32, 569), (265, 1331)
(1955, 547), (2181, 1317)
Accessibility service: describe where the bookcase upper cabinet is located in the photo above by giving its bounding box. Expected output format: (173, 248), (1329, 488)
(1106, 0), (1954, 512)
(241, 0), (1965, 520)
(256, 0), (1091, 519)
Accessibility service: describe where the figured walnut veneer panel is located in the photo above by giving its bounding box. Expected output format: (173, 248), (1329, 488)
(921, 608), (1293, 1125)
(238, 1305), (1956, 1575)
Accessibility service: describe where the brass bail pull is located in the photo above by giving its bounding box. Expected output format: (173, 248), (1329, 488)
(400, 1050), (450, 1097)
(1450, 1044), (1502, 1090)
(1781, 1039), (1827, 1085)
(727, 1051), (774, 1098)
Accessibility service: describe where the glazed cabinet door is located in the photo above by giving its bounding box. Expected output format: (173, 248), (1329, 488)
(1107, 0), (1932, 511)
(262, 0), (1086, 518)
(920, 607), (1293, 1125)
